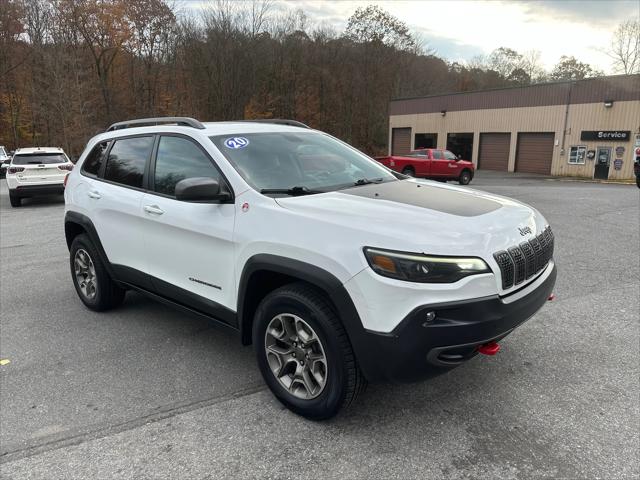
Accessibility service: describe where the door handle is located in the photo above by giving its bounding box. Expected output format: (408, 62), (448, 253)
(87, 190), (101, 199)
(143, 205), (164, 215)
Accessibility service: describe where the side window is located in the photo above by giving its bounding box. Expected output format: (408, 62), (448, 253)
(432, 150), (444, 160)
(104, 136), (153, 188)
(81, 141), (109, 176)
(444, 150), (457, 160)
(154, 136), (222, 197)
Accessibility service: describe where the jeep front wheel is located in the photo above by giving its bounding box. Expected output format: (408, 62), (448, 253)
(253, 283), (365, 420)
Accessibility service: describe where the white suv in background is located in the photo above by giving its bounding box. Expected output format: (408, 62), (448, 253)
(6, 147), (73, 207)
(64, 117), (556, 419)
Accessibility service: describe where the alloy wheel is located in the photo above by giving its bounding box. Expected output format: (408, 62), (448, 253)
(264, 313), (328, 400)
(74, 248), (97, 300)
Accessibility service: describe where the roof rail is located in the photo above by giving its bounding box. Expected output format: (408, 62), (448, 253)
(106, 117), (205, 132)
(237, 119), (310, 129)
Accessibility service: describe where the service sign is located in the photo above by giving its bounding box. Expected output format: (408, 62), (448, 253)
(580, 130), (631, 141)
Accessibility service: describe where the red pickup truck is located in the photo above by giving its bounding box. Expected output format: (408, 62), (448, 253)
(376, 148), (475, 185)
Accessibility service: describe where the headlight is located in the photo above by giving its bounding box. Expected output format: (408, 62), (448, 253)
(363, 247), (490, 283)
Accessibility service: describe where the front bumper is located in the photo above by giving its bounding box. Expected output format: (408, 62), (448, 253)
(354, 263), (556, 383)
(9, 183), (65, 197)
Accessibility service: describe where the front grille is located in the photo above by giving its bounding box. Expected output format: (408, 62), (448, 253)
(493, 227), (554, 289)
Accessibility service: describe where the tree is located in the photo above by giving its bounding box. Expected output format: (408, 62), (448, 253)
(487, 47), (523, 79)
(550, 55), (603, 81)
(344, 5), (416, 52)
(608, 20), (639, 74)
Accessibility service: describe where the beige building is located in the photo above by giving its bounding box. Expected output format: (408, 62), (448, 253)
(388, 74), (640, 180)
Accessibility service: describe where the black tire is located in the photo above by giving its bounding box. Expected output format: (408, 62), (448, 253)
(9, 193), (21, 207)
(253, 282), (366, 420)
(636, 176), (640, 188)
(402, 166), (415, 177)
(459, 169), (472, 185)
(69, 234), (125, 311)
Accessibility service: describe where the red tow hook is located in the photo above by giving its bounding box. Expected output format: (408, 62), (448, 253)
(548, 293), (556, 301)
(477, 341), (500, 356)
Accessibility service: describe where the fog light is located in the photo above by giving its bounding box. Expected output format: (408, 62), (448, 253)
(422, 311), (436, 327)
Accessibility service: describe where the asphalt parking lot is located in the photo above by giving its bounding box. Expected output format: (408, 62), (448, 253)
(0, 172), (638, 479)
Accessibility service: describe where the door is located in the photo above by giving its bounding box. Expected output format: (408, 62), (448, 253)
(430, 149), (451, 177)
(478, 133), (510, 171)
(515, 133), (554, 175)
(141, 135), (236, 322)
(594, 147), (611, 180)
(391, 128), (411, 155)
(88, 135), (154, 280)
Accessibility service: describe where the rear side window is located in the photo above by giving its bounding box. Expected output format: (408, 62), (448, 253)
(82, 142), (109, 176)
(104, 136), (153, 188)
(154, 136), (222, 196)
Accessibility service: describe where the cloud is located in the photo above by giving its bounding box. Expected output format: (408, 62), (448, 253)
(523, 0), (638, 24)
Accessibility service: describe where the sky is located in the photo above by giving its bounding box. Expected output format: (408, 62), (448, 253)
(185, 0), (640, 74)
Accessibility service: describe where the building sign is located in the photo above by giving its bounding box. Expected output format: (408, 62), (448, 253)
(615, 146), (625, 157)
(613, 159), (623, 170)
(580, 130), (631, 141)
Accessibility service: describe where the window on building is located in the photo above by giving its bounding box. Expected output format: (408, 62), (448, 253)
(568, 146), (586, 165)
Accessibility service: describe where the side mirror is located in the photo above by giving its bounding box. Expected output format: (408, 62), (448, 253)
(455, 155), (461, 161)
(175, 177), (232, 203)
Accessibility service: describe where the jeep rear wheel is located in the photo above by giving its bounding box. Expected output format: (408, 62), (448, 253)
(70, 234), (125, 311)
(253, 283), (366, 420)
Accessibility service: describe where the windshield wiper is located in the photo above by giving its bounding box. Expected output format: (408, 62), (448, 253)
(353, 177), (384, 186)
(260, 186), (322, 196)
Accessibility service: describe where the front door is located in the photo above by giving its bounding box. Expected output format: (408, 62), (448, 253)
(430, 150), (450, 177)
(140, 134), (237, 324)
(594, 147), (611, 180)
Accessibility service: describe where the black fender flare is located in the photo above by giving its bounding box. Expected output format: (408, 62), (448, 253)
(64, 211), (116, 278)
(237, 254), (379, 381)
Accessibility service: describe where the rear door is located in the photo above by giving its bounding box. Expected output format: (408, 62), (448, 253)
(140, 134), (236, 322)
(85, 135), (153, 282)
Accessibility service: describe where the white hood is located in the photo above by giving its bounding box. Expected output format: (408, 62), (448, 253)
(275, 179), (548, 257)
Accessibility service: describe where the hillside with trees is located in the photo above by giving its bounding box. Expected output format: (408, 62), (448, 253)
(0, 1), (634, 157)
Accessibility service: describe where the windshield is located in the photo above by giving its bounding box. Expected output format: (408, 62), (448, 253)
(12, 153), (67, 165)
(210, 132), (396, 193)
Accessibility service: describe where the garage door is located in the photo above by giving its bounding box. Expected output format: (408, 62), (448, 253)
(478, 133), (510, 171)
(391, 128), (411, 155)
(515, 133), (554, 175)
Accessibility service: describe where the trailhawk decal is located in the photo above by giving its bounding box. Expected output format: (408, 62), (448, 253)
(340, 180), (501, 217)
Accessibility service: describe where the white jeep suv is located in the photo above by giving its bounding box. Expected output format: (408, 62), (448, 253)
(6, 147), (73, 207)
(64, 117), (556, 419)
